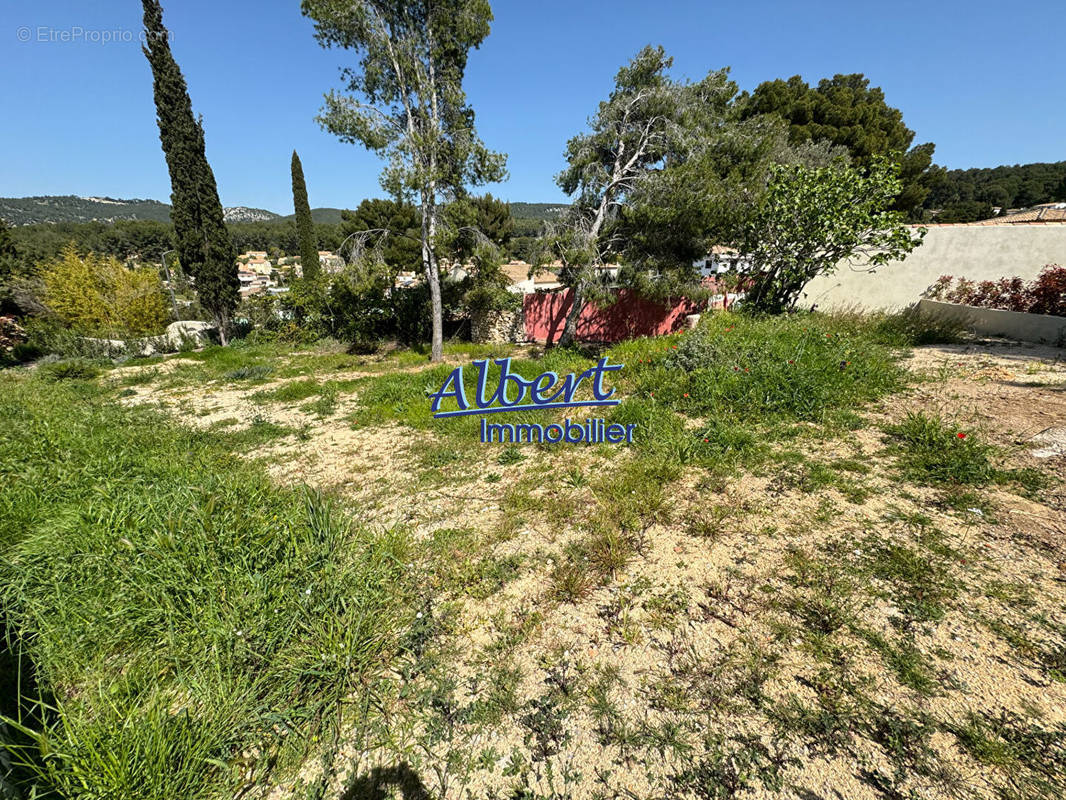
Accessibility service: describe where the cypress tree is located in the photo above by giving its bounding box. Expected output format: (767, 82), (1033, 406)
(142, 0), (238, 343)
(291, 151), (321, 280)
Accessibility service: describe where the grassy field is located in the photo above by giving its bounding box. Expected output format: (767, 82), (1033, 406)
(2, 311), (1065, 800)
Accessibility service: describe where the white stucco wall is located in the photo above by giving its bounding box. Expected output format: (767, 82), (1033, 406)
(801, 224), (1066, 311)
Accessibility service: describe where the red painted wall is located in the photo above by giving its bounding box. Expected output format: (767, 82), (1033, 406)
(523, 288), (709, 344)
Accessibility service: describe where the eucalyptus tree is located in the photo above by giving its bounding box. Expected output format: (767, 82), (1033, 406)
(302, 0), (507, 361)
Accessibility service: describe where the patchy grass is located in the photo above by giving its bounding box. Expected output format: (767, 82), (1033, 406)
(6, 310), (1065, 800)
(0, 374), (416, 800)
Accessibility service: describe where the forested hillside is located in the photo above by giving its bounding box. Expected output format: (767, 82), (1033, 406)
(924, 161), (1066, 221)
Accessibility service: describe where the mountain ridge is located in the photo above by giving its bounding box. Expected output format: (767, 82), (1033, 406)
(1, 196), (567, 227)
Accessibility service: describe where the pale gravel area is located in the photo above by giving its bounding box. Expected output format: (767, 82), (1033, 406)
(116, 339), (1066, 800)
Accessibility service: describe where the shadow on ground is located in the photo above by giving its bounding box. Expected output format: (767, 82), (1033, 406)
(341, 764), (429, 800)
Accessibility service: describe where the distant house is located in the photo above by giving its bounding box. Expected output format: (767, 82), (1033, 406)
(246, 259), (273, 275)
(237, 269), (274, 297)
(694, 245), (751, 276)
(973, 203), (1066, 225)
(318, 251), (347, 273)
(500, 260), (562, 293)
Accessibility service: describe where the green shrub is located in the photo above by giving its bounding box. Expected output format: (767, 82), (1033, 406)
(37, 358), (101, 382)
(628, 312), (904, 424)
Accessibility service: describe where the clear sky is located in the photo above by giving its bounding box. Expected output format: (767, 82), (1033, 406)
(2, 0), (1062, 213)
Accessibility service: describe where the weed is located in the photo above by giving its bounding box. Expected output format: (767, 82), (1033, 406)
(497, 445), (525, 465)
(37, 359), (101, 382)
(222, 364), (273, 382)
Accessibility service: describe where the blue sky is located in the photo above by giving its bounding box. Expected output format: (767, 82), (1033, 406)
(2, 0), (1062, 213)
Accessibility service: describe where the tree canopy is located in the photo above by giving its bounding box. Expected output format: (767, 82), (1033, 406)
(291, 150), (321, 280)
(740, 158), (924, 313)
(738, 74), (935, 217)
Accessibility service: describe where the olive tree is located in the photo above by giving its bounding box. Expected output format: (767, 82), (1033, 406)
(302, 0), (506, 361)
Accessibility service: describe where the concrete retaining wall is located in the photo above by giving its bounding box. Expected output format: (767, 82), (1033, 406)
(802, 224), (1066, 311)
(917, 298), (1066, 346)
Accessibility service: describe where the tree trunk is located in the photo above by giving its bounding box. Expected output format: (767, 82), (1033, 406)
(558, 278), (585, 348)
(215, 308), (229, 346)
(422, 192), (444, 362)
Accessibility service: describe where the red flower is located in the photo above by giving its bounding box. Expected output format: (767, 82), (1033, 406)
(650, 392), (654, 397)
(672, 345), (678, 349)
(703, 438), (709, 442)
(683, 393), (689, 398)
(956, 432), (967, 439)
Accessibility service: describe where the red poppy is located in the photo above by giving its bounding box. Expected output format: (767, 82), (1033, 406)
(703, 438), (709, 442)
(956, 432), (966, 439)
(788, 359), (794, 364)
(683, 393), (689, 398)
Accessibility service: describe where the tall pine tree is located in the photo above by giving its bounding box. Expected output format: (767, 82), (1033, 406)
(290, 151), (321, 280)
(142, 0), (238, 343)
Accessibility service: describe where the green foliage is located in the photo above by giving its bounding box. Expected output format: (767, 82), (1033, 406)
(36, 358), (102, 382)
(644, 312), (905, 423)
(142, 0), (238, 341)
(290, 150), (320, 280)
(0, 375), (415, 799)
(302, 0), (508, 361)
(925, 160), (1066, 218)
(542, 45), (763, 342)
(41, 244), (170, 336)
(739, 73), (935, 216)
(740, 158), (924, 313)
(869, 306), (965, 346)
(339, 198), (421, 276)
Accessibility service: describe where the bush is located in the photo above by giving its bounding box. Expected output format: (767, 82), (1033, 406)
(647, 312), (904, 424)
(40, 244), (169, 336)
(36, 358), (101, 382)
(927, 265), (1066, 317)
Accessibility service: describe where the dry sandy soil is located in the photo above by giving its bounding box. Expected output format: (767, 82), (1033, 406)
(117, 338), (1066, 800)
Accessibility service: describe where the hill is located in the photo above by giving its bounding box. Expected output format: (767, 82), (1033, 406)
(0, 195), (281, 226)
(508, 202), (568, 221)
(0, 196), (173, 226)
(281, 207), (345, 225)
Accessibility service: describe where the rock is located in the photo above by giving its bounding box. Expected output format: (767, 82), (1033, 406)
(165, 320), (216, 350)
(1029, 427), (1066, 459)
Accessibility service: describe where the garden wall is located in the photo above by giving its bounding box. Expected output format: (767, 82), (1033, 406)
(523, 288), (703, 344)
(916, 298), (1066, 346)
(802, 223), (1066, 311)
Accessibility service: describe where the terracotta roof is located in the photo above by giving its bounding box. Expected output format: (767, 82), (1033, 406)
(972, 203), (1066, 225)
(500, 261), (533, 284)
